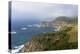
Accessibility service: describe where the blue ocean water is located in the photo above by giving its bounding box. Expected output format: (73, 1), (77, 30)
(11, 21), (55, 49)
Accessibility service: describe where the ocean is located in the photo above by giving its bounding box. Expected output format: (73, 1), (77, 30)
(10, 21), (55, 53)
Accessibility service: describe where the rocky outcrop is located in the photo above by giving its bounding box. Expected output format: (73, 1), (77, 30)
(20, 41), (44, 52)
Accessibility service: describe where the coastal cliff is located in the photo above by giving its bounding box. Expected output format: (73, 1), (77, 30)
(19, 16), (78, 52)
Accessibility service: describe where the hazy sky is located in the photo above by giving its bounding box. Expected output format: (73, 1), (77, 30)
(12, 1), (78, 21)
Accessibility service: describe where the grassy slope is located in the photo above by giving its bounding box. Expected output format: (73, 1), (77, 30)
(20, 17), (78, 52)
(30, 26), (78, 51)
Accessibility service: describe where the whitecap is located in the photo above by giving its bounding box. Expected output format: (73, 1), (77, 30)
(21, 27), (27, 30)
(10, 45), (24, 53)
(27, 25), (33, 27)
(33, 24), (41, 28)
(10, 31), (16, 34)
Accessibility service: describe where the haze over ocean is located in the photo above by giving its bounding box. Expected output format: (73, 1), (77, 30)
(10, 1), (78, 53)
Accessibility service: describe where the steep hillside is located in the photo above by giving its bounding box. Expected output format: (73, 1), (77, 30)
(51, 16), (71, 23)
(20, 16), (78, 52)
(41, 16), (78, 28)
(20, 26), (78, 52)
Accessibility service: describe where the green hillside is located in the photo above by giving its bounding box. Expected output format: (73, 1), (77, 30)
(20, 16), (78, 52)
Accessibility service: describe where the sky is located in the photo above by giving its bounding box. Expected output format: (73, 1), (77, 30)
(11, 1), (78, 21)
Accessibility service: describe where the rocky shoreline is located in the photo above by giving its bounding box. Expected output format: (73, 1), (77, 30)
(19, 16), (78, 53)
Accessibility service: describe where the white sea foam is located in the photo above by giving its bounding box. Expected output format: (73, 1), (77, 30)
(33, 24), (41, 28)
(11, 45), (24, 53)
(27, 25), (33, 27)
(21, 27), (27, 30)
(27, 24), (42, 28)
(10, 31), (16, 34)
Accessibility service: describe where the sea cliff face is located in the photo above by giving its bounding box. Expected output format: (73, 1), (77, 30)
(19, 16), (78, 52)
(20, 27), (78, 52)
(20, 41), (44, 52)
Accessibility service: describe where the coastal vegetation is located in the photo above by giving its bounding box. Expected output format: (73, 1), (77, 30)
(20, 16), (78, 52)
